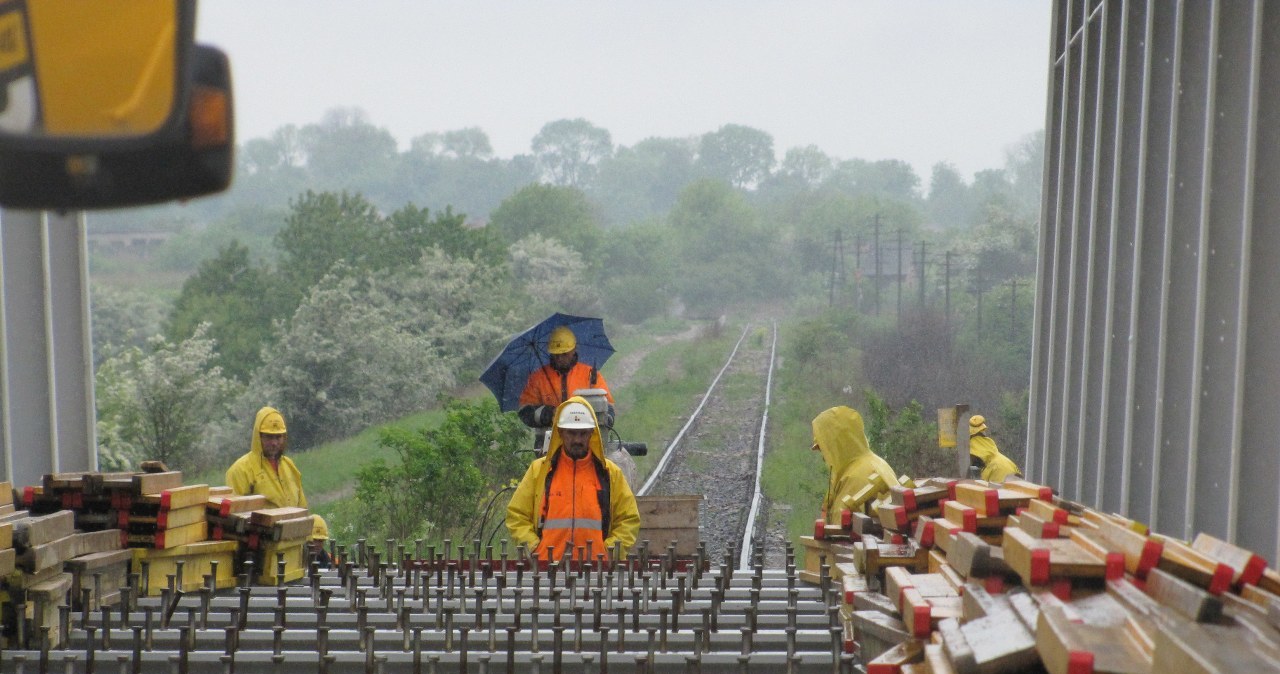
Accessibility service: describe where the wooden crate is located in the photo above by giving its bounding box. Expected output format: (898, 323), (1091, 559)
(631, 495), (702, 557)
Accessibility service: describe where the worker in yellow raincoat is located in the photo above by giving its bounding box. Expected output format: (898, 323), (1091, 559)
(968, 415), (1021, 482)
(811, 406), (900, 525)
(506, 396), (640, 561)
(226, 406), (328, 541)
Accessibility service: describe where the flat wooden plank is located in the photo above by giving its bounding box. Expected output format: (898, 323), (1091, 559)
(127, 520), (207, 549)
(889, 484), (948, 510)
(961, 605), (1040, 672)
(18, 531), (80, 572)
(1144, 568), (1223, 623)
(1035, 603), (1151, 674)
(1149, 533), (1234, 596)
(137, 484), (210, 510)
(1002, 527), (1110, 587)
(249, 506), (310, 527)
(953, 484), (1031, 516)
(921, 642), (957, 674)
(0, 480), (12, 506)
(74, 529), (124, 557)
(1073, 520), (1162, 580)
(13, 509), (75, 548)
(1001, 477), (1055, 501)
(1152, 612), (1280, 674)
(207, 494), (268, 515)
(0, 546), (14, 575)
(131, 471), (184, 494)
(65, 548), (133, 572)
(1190, 532), (1267, 587)
(273, 515), (315, 542)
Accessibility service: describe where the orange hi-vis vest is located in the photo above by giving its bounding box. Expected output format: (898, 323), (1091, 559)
(536, 450), (610, 562)
(520, 362), (614, 409)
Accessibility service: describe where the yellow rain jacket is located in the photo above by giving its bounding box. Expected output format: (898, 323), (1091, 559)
(506, 397), (640, 558)
(812, 406), (900, 525)
(969, 434), (1021, 483)
(226, 407), (325, 538)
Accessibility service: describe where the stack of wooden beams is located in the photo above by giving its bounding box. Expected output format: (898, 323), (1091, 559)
(1, 494), (125, 649)
(802, 476), (1280, 673)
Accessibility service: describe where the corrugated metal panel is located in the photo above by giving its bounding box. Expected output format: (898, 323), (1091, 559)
(1033, 0), (1280, 560)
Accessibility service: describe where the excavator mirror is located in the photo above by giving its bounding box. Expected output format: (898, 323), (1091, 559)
(0, 0), (233, 209)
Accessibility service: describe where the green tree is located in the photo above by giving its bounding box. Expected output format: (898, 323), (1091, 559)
(353, 398), (527, 543)
(166, 242), (278, 381)
(508, 234), (598, 315)
(488, 183), (601, 258)
(274, 190), (382, 301)
(90, 285), (167, 367)
(251, 250), (514, 448)
(299, 107), (398, 188)
(697, 124), (775, 189)
(826, 159), (922, 201)
(591, 137), (697, 225)
(531, 118), (613, 188)
(666, 179), (787, 314)
(926, 162), (973, 228)
(96, 324), (243, 472)
(862, 390), (951, 479)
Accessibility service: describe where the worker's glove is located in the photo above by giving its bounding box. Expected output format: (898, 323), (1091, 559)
(536, 405), (555, 427)
(601, 405), (616, 429)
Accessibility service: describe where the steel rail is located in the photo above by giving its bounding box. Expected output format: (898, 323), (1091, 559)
(738, 321), (777, 570)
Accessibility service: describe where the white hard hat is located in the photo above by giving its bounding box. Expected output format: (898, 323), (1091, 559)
(556, 402), (595, 429)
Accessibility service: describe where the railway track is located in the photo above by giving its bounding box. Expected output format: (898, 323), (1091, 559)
(637, 323), (779, 573)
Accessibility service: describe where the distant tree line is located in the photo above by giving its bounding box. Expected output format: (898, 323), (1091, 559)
(88, 108), (1044, 480)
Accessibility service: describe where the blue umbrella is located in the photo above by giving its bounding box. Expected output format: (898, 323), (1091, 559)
(480, 313), (615, 412)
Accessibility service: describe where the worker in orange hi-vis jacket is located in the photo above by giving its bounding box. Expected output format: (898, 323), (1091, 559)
(506, 397), (639, 562)
(518, 325), (615, 429)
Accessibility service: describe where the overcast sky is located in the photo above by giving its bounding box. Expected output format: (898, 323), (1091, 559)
(197, 2), (1051, 183)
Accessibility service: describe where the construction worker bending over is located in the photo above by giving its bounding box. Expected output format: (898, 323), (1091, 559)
(811, 406), (901, 525)
(226, 406), (328, 543)
(506, 396), (640, 562)
(968, 415), (1021, 482)
(519, 326), (615, 430)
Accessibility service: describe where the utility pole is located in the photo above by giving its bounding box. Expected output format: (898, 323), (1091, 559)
(896, 228), (903, 329)
(854, 233), (863, 312)
(974, 267), (984, 336)
(944, 250), (952, 330)
(829, 230), (846, 308)
(1008, 278), (1018, 341)
(918, 240), (927, 308)
(873, 214), (882, 316)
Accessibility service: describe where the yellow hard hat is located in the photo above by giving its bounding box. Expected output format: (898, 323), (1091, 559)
(260, 410), (287, 435)
(969, 415), (988, 436)
(548, 326), (577, 355)
(311, 515), (329, 541)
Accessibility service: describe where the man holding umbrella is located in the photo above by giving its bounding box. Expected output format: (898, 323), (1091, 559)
(518, 325), (616, 430)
